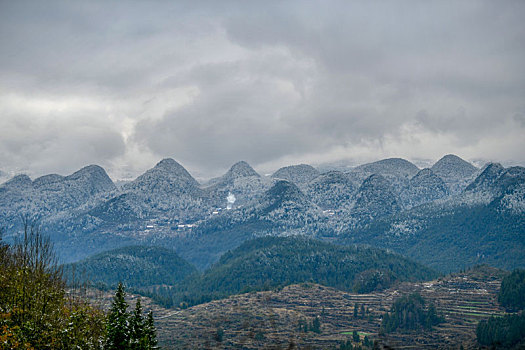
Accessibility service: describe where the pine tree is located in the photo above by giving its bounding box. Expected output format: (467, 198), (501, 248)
(106, 282), (130, 350)
(130, 297), (145, 350)
(352, 330), (360, 343)
(311, 316), (321, 334)
(143, 311), (158, 349)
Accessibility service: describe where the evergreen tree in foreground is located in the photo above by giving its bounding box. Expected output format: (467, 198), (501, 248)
(106, 283), (158, 349)
(143, 311), (158, 349)
(130, 297), (145, 349)
(107, 282), (130, 350)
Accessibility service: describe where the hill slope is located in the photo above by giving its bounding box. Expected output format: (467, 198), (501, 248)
(64, 245), (198, 289)
(152, 266), (505, 349)
(169, 236), (438, 306)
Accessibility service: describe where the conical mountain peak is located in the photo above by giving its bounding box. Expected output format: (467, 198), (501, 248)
(431, 154), (478, 194)
(65, 164), (116, 192)
(226, 161), (260, 179)
(360, 173), (390, 189)
(154, 158), (185, 172)
(149, 158), (196, 180)
(432, 154), (477, 174)
(126, 158), (200, 195)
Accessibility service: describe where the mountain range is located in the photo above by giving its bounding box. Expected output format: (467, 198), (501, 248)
(0, 154), (523, 273)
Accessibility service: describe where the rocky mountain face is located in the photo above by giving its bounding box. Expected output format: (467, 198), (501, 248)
(496, 166), (525, 213)
(166, 180), (328, 269)
(431, 154), (478, 194)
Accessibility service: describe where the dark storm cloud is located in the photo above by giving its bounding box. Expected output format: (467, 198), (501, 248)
(0, 0), (524, 178)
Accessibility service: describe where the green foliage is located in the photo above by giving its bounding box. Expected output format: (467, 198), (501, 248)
(143, 311), (158, 349)
(106, 283), (158, 350)
(352, 269), (394, 293)
(254, 330), (265, 340)
(64, 245), (198, 291)
(0, 223), (106, 349)
(129, 298), (145, 349)
(363, 335), (371, 347)
(214, 327), (224, 342)
(338, 339), (354, 350)
(476, 312), (525, 348)
(381, 293), (443, 333)
(298, 319), (308, 332)
(498, 269), (525, 311)
(311, 316), (321, 334)
(352, 330), (360, 342)
(348, 203), (525, 273)
(164, 236), (437, 308)
(106, 283), (129, 350)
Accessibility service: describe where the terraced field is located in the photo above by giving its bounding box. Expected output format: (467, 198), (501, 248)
(149, 266), (506, 349)
(80, 266), (507, 349)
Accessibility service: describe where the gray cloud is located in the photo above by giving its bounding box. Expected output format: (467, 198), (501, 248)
(1, 0), (524, 179)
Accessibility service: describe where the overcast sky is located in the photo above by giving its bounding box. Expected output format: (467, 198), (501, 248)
(1, 1), (524, 180)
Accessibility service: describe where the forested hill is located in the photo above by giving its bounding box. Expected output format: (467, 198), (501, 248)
(63, 245), (198, 289)
(164, 236), (438, 307)
(341, 192), (525, 273)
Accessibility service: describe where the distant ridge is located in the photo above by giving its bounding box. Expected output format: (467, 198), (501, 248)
(272, 164), (320, 188)
(354, 158), (419, 178)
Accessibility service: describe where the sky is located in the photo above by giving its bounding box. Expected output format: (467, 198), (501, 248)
(1, 0), (524, 180)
